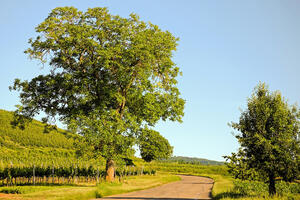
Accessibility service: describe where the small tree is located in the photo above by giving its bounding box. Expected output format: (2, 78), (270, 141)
(226, 83), (300, 195)
(10, 7), (185, 181)
(139, 129), (173, 162)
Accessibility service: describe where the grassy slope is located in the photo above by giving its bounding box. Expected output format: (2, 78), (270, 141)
(0, 109), (82, 165)
(0, 109), (75, 148)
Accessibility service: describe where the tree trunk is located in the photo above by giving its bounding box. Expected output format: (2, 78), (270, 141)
(268, 173), (276, 196)
(106, 159), (115, 182)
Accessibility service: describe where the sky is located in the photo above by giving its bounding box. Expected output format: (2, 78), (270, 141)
(1, 0), (300, 161)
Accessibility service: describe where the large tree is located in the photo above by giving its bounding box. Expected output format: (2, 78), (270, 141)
(10, 7), (185, 181)
(226, 83), (300, 195)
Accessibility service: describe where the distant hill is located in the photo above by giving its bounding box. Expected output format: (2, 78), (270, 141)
(163, 156), (224, 165)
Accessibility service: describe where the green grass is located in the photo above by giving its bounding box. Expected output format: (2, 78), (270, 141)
(21, 186), (96, 200)
(0, 185), (75, 194)
(210, 175), (300, 200)
(210, 175), (234, 197)
(95, 172), (180, 197)
(0, 173), (180, 200)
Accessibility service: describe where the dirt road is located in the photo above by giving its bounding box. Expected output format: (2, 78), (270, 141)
(101, 175), (214, 200)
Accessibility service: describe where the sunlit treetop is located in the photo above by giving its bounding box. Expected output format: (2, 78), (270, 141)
(11, 6), (184, 126)
(10, 7), (185, 163)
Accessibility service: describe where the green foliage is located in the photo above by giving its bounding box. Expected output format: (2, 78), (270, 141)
(226, 83), (300, 195)
(232, 179), (300, 197)
(68, 111), (136, 160)
(214, 179), (300, 200)
(10, 6), (184, 164)
(138, 129), (173, 162)
(224, 150), (260, 181)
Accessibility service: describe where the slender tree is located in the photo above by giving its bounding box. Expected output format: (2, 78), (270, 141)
(226, 83), (300, 195)
(10, 7), (185, 181)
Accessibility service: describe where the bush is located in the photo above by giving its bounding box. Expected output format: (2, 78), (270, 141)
(233, 180), (267, 196)
(232, 179), (300, 197)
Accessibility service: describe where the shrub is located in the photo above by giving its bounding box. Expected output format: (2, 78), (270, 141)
(232, 179), (300, 197)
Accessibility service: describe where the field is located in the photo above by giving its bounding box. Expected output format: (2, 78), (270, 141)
(1, 162), (299, 200)
(0, 109), (299, 200)
(0, 109), (83, 166)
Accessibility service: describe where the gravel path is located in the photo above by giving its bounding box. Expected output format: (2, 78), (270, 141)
(101, 175), (214, 200)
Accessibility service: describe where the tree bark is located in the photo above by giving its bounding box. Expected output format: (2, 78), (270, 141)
(106, 159), (115, 182)
(268, 173), (276, 196)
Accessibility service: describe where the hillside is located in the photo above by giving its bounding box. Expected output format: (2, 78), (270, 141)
(0, 109), (223, 166)
(164, 156), (224, 165)
(0, 109), (83, 165)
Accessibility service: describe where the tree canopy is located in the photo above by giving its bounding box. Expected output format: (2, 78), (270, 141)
(10, 7), (185, 181)
(138, 128), (173, 162)
(225, 83), (300, 195)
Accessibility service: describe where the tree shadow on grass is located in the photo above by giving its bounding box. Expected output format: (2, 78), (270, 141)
(213, 191), (251, 200)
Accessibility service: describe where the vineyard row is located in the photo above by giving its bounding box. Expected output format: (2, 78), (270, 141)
(0, 165), (156, 186)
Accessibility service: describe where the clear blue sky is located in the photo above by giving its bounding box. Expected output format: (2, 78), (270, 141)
(1, 0), (300, 161)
